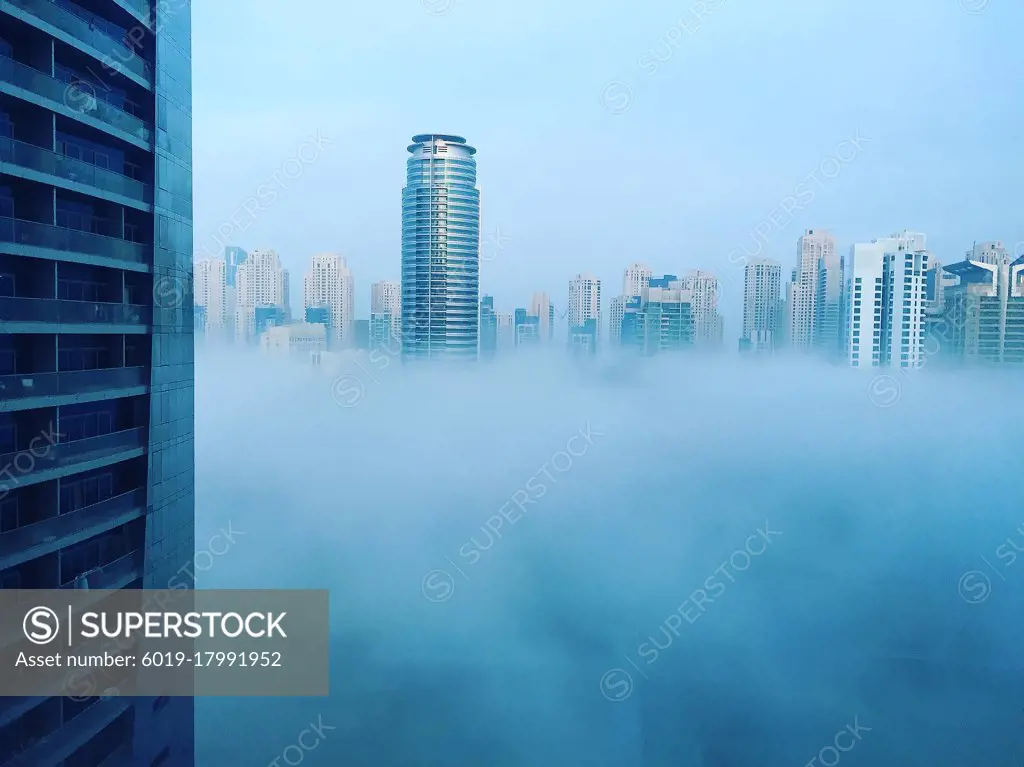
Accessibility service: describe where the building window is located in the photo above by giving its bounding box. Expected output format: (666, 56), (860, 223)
(151, 746), (171, 766)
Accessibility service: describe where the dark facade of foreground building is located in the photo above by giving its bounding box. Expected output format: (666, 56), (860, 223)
(0, 0), (194, 763)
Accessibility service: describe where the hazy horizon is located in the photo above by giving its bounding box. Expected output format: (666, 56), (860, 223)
(191, 0), (1024, 335)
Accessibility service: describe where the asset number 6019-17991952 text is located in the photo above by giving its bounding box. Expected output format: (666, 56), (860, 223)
(141, 651), (283, 667)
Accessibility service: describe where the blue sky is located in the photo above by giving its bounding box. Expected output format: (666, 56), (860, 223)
(191, 0), (1023, 330)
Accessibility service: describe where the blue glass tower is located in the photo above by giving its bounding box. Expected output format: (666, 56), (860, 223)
(0, 0), (194, 764)
(401, 134), (480, 361)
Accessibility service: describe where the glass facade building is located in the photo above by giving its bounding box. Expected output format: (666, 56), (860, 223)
(401, 134), (479, 361)
(0, 0), (194, 764)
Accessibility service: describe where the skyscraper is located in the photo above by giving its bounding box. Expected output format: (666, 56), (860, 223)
(529, 292), (554, 343)
(479, 295), (497, 358)
(371, 279), (401, 344)
(235, 249), (288, 344)
(224, 246), (247, 288)
(741, 259), (781, 353)
(568, 273), (601, 340)
(791, 229), (836, 349)
(682, 270), (722, 347)
(940, 248), (1024, 364)
(0, 0), (194, 763)
(608, 295), (627, 344)
(401, 134), (480, 360)
(195, 257), (228, 340)
(303, 253), (354, 348)
(623, 262), (652, 297)
(814, 246), (843, 356)
(843, 231), (929, 368)
(621, 275), (694, 354)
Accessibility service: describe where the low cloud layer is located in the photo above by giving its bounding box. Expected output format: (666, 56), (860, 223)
(192, 349), (1024, 765)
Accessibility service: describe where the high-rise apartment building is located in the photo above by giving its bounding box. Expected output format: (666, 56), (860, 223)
(814, 247), (843, 356)
(401, 134), (480, 360)
(235, 248), (288, 344)
(682, 270), (722, 347)
(224, 246), (247, 288)
(608, 295), (627, 344)
(568, 273), (601, 345)
(621, 275), (694, 355)
(371, 279), (401, 346)
(195, 257), (227, 340)
(529, 292), (554, 343)
(843, 231), (929, 368)
(302, 253), (354, 348)
(741, 259), (781, 353)
(478, 295), (497, 358)
(513, 308), (541, 347)
(0, 0), (194, 763)
(623, 262), (652, 297)
(496, 311), (515, 350)
(790, 229), (835, 349)
(940, 250), (1024, 364)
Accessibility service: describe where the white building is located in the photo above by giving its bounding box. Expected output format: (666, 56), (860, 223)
(235, 249), (290, 344)
(530, 292), (554, 342)
(609, 295), (627, 344)
(568, 273), (602, 338)
(790, 229), (835, 349)
(741, 259), (781, 352)
(259, 322), (327, 359)
(623, 263), (652, 297)
(194, 257), (227, 339)
(496, 312), (515, 349)
(371, 280), (400, 324)
(844, 231), (929, 368)
(303, 253), (355, 347)
(682, 270), (722, 347)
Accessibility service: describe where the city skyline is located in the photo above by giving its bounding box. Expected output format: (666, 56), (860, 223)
(191, 0), (1024, 333)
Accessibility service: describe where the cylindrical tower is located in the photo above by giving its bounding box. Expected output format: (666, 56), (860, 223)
(401, 134), (480, 360)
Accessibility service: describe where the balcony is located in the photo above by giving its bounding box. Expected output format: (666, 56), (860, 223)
(0, 0), (153, 85)
(0, 366), (149, 412)
(0, 137), (152, 208)
(0, 488), (147, 570)
(113, 0), (152, 29)
(60, 548), (144, 590)
(3, 696), (133, 767)
(0, 55), (151, 147)
(0, 426), (146, 491)
(0, 297), (150, 331)
(0, 217), (149, 269)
